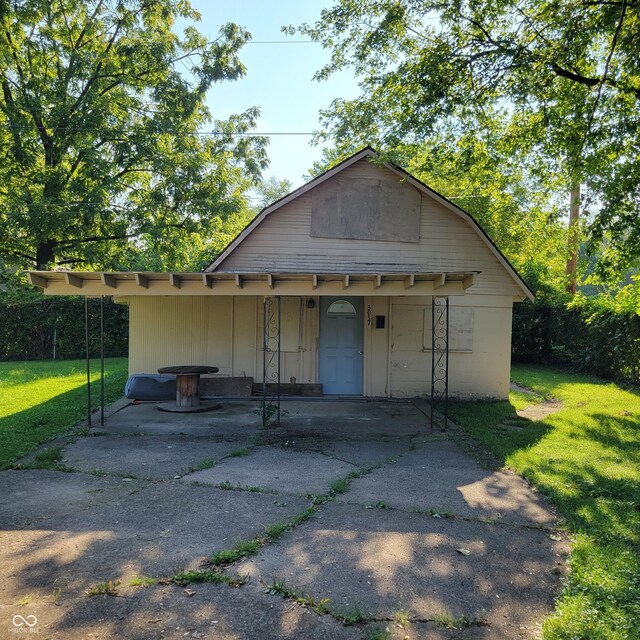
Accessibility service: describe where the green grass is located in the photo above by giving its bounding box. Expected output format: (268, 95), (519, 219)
(449, 364), (640, 640)
(15, 446), (74, 472)
(0, 358), (128, 469)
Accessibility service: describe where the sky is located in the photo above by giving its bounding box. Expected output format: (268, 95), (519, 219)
(183, 0), (360, 189)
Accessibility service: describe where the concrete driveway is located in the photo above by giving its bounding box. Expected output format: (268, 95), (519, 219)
(0, 400), (568, 639)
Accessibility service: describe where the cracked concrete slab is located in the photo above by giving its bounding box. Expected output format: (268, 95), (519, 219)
(62, 434), (243, 480)
(2, 400), (568, 639)
(277, 401), (429, 440)
(0, 469), (147, 525)
(320, 439), (412, 468)
(1, 476), (308, 601)
(336, 441), (557, 526)
(0, 582), (360, 640)
(235, 502), (569, 638)
(184, 446), (358, 495)
(99, 401), (262, 439)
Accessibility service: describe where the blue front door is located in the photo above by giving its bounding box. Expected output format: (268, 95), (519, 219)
(319, 297), (363, 395)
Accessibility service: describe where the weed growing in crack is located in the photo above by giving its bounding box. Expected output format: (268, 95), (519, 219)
(129, 575), (157, 588)
(188, 458), (217, 473)
(364, 625), (392, 640)
(265, 522), (289, 540)
(86, 580), (120, 597)
(14, 447), (75, 472)
(228, 447), (251, 457)
(392, 609), (411, 628)
(206, 506), (318, 568)
(331, 604), (371, 625)
(171, 570), (245, 587)
(265, 578), (330, 614)
(330, 478), (349, 494)
(218, 480), (234, 490)
(432, 611), (485, 629)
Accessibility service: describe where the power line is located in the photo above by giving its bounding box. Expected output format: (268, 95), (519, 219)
(247, 40), (315, 44)
(1, 125), (315, 136)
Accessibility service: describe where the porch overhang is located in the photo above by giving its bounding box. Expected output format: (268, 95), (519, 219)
(26, 271), (480, 297)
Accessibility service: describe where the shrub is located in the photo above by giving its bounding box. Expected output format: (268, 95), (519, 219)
(0, 297), (128, 361)
(512, 289), (640, 385)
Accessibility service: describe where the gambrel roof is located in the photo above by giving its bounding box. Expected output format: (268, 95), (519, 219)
(204, 147), (533, 299)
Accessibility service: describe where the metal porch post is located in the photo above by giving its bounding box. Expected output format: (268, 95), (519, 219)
(430, 296), (449, 429)
(85, 297), (92, 427)
(262, 296), (282, 427)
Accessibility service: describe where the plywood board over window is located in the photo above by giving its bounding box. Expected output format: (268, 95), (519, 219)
(310, 174), (421, 243)
(423, 306), (474, 352)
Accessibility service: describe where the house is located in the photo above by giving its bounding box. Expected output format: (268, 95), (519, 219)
(27, 147), (533, 401)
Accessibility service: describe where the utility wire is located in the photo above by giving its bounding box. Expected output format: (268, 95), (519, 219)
(1, 125), (315, 135)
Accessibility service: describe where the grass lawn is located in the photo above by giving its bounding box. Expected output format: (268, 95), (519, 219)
(0, 358), (128, 469)
(450, 364), (640, 640)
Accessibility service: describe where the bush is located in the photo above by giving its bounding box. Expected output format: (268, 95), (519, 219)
(513, 292), (640, 385)
(0, 297), (128, 361)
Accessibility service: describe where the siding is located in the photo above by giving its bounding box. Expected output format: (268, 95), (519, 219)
(128, 296), (317, 385)
(215, 159), (522, 298)
(127, 292), (511, 399)
(389, 295), (513, 398)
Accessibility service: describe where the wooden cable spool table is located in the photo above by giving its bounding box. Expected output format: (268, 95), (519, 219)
(157, 365), (221, 413)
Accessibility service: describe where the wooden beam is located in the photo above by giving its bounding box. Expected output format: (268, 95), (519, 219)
(343, 275), (350, 289)
(267, 273), (274, 289)
(202, 274), (213, 289)
(100, 273), (117, 289)
(169, 273), (181, 289)
(27, 273), (48, 289)
(235, 274), (243, 289)
(463, 273), (476, 289)
(134, 273), (149, 289)
(311, 274), (318, 289)
(374, 275), (382, 289)
(404, 274), (415, 289)
(64, 273), (82, 288)
(434, 273), (446, 289)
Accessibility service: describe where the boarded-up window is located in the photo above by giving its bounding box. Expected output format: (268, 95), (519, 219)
(423, 306), (474, 352)
(310, 174), (421, 243)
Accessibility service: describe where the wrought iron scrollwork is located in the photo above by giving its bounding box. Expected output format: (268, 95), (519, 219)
(430, 296), (449, 429)
(262, 296), (281, 426)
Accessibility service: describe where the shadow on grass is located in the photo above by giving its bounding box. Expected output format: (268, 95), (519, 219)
(450, 401), (640, 543)
(448, 397), (554, 462)
(0, 369), (127, 469)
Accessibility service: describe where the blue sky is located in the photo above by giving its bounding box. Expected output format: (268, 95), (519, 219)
(185, 0), (360, 189)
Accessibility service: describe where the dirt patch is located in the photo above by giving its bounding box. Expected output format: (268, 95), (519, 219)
(517, 400), (563, 422)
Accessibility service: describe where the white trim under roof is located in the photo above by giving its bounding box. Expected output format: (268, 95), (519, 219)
(26, 271), (479, 298)
(204, 147), (534, 302)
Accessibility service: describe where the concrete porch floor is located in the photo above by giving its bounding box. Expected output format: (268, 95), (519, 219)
(0, 400), (569, 639)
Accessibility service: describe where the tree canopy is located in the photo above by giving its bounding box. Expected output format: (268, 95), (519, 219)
(292, 0), (640, 281)
(0, 0), (268, 271)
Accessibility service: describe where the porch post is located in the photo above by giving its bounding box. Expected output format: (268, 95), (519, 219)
(262, 296), (281, 427)
(430, 296), (449, 429)
(100, 295), (105, 427)
(85, 297), (92, 427)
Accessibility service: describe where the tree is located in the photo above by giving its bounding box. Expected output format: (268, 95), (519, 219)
(291, 0), (640, 280)
(254, 175), (293, 209)
(0, 0), (269, 271)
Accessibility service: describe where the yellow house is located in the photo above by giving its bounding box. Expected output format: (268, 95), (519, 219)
(28, 148), (532, 404)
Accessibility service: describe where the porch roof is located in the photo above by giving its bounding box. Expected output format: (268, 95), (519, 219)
(26, 270), (479, 297)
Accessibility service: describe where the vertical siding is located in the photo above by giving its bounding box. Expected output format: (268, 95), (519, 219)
(231, 297), (257, 378)
(388, 295), (513, 399)
(127, 291), (512, 398)
(128, 296), (233, 374)
(365, 296), (391, 396)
